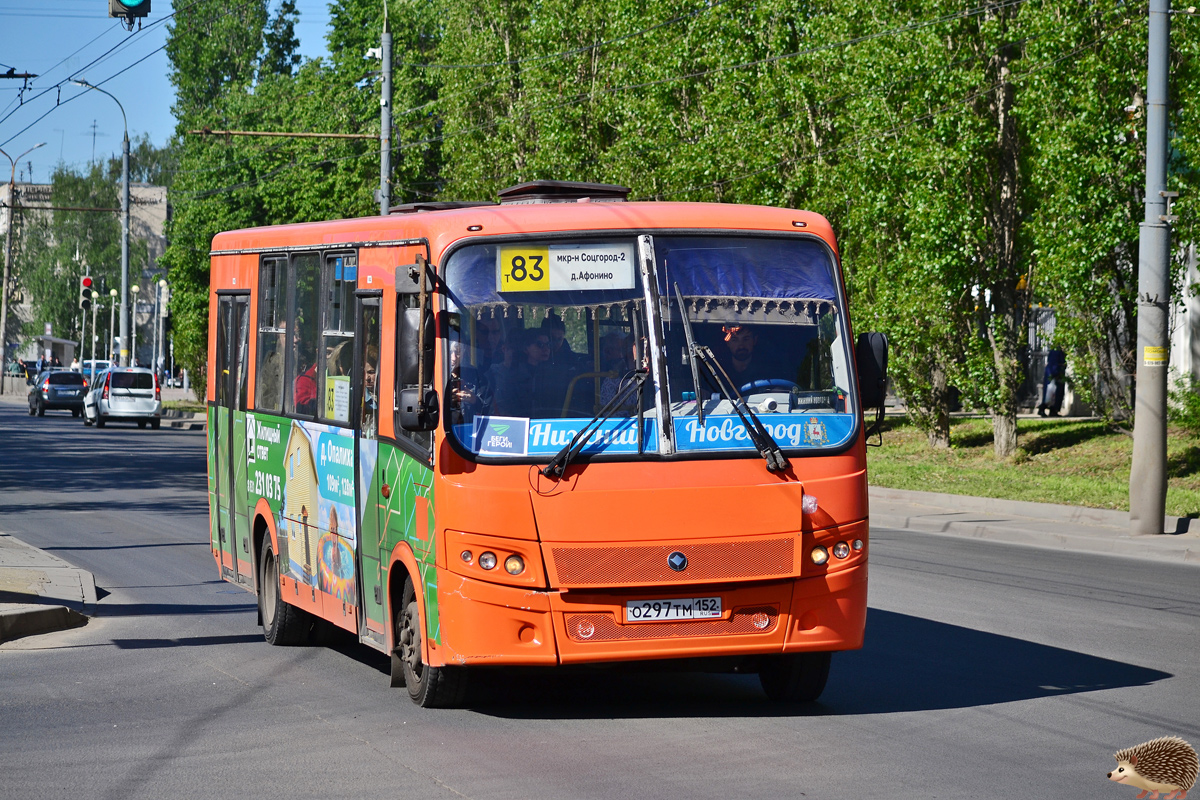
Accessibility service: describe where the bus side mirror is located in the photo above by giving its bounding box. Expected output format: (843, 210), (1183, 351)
(856, 332), (888, 409)
(398, 388), (439, 431)
(398, 307), (434, 386)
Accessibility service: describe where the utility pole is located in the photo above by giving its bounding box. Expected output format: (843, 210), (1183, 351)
(0, 142), (46, 395)
(378, 12), (393, 216)
(1130, 0), (1173, 535)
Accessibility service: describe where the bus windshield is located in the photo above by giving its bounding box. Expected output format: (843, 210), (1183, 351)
(444, 238), (653, 459)
(656, 235), (857, 453)
(443, 233), (856, 460)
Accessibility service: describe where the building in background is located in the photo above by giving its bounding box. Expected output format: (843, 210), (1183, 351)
(0, 181), (168, 366)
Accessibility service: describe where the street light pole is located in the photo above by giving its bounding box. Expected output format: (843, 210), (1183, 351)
(90, 288), (98, 377)
(0, 142), (46, 395)
(154, 278), (167, 379)
(130, 283), (139, 365)
(72, 80), (129, 368)
(108, 288), (117, 361)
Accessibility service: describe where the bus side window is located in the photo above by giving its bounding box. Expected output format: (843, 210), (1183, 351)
(286, 252), (320, 417)
(360, 305), (380, 440)
(394, 294), (432, 454)
(255, 256), (288, 412)
(320, 252), (355, 425)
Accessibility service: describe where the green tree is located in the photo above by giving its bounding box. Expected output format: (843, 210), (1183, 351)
(18, 162), (143, 347)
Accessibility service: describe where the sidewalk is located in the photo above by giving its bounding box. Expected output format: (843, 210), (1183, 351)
(0, 533), (92, 642)
(869, 487), (1198, 564)
(2, 485), (1194, 644)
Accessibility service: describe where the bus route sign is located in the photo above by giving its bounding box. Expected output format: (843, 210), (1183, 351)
(497, 243), (635, 293)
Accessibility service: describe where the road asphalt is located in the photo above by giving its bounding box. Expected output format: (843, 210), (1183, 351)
(1, 387), (1195, 643)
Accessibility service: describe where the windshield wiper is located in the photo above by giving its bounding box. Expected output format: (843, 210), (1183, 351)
(674, 284), (706, 427)
(672, 284), (789, 473)
(541, 369), (649, 479)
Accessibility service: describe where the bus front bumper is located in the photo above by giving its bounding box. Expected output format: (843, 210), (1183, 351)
(432, 563), (866, 667)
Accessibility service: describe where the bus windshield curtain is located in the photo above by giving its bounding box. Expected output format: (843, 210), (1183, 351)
(656, 236), (838, 302)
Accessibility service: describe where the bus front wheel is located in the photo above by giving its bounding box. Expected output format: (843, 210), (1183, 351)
(759, 651), (831, 702)
(260, 538), (310, 645)
(395, 577), (468, 708)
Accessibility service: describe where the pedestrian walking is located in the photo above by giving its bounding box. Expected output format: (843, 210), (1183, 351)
(1038, 348), (1066, 417)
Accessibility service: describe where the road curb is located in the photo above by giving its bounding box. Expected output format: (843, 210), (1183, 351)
(0, 604), (88, 643)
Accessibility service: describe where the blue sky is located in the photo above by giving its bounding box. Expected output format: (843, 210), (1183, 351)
(0, 0), (333, 184)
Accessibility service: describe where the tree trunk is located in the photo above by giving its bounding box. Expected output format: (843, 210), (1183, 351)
(987, 36), (1022, 460)
(927, 363), (951, 449)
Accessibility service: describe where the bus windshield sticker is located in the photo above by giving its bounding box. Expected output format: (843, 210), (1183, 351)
(461, 416), (658, 458)
(473, 416), (530, 456)
(497, 243), (636, 293)
(673, 414), (854, 452)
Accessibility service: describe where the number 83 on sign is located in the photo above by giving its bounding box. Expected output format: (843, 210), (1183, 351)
(498, 246), (549, 292)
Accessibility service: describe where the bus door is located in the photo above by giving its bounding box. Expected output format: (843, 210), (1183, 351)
(353, 293), (386, 646)
(214, 293), (252, 587)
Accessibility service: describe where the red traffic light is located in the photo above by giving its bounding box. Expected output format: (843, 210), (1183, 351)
(80, 276), (94, 310)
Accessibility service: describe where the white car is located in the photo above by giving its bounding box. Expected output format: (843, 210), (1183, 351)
(83, 367), (164, 429)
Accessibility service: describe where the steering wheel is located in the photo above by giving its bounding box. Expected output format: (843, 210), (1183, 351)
(739, 379), (800, 394)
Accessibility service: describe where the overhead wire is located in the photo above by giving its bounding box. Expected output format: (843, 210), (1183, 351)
(0, 0), (259, 135)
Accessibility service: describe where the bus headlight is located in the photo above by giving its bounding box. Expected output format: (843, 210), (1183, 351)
(833, 541), (850, 559)
(810, 545), (829, 565)
(479, 552), (497, 570)
(504, 555), (525, 575)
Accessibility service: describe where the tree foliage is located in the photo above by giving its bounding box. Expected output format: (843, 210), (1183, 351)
(158, 0), (1199, 453)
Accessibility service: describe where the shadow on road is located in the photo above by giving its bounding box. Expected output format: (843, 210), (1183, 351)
(0, 405), (206, 499)
(471, 608), (1170, 719)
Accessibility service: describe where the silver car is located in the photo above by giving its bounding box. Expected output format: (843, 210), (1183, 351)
(83, 367), (164, 429)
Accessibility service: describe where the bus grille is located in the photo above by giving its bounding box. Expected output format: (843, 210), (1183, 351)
(548, 537), (794, 587)
(565, 605), (779, 642)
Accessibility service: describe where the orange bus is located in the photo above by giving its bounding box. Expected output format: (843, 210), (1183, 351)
(207, 181), (888, 707)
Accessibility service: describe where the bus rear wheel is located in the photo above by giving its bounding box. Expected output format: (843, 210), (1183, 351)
(395, 577), (467, 708)
(758, 651), (832, 702)
(260, 538), (310, 645)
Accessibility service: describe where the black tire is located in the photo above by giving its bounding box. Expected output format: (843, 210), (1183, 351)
(71, 408), (80, 418)
(96, 417), (105, 428)
(150, 419), (161, 430)
(83, 416), (92, 426)
(759, 651), (832, 702)
(36, 401), (44, 417)
(259, 538), (310, 645)
(137, 420), (147, 429)
(395, 577), (468, 707)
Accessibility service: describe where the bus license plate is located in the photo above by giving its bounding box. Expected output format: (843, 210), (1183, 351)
(625, 597), (721, 622)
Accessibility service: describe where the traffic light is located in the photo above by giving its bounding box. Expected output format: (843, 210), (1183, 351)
(80, 276), (93, 311)
(109, 0), (150, 20)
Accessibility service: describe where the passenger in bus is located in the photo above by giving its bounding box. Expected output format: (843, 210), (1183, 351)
(293, 340), (318, 415)
(448, 341), (492, 423)
(598, 332), (639, 414)
(489, 327), (566, 418)
(541, 312), (584, 369)
(257, 339), (283, 409)
(327, 340), (352, 376)
(361, 345), (379, 438)
(471, 317), (507, 372)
